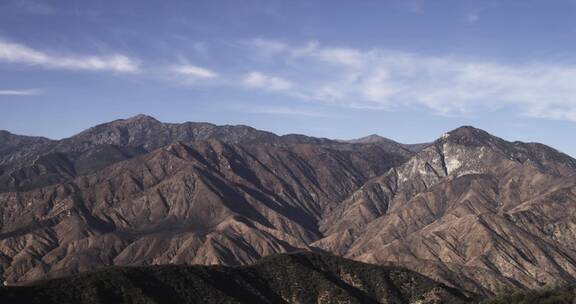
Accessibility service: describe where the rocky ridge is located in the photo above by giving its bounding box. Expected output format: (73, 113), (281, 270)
(316, 126), (576, 294)
(0, 114), (412, 192)
(1, 117), (576, 297)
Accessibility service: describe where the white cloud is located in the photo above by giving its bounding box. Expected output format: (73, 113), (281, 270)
(243, 38), (576, 122)
(295, 43), (365, 67)
(246, 38), (288, 55)
(11, 0), (55, 14)
(243, 72), (293, 91)
(0, 40), (139, 73)
(171, 64), (218, 79)
(0, 89), (40, 96)
(247, 106), (334, 117)
(467, 13), (480, 23)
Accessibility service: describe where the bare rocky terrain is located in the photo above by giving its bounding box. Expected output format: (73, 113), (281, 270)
(1, 115), (575, 298)
(316, 127), (576, 295)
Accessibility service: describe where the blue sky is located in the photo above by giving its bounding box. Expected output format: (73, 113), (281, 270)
(2, 0), (576, 156)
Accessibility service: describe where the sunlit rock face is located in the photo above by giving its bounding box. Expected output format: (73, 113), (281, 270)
(316, 126), (576, 295)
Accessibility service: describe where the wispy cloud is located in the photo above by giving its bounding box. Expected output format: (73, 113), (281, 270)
(11, 0), (55, 14)
(292, 41), (364, 67)
(171, 64), (218, 79)
(0, 40), (140, 73)
(0, 89), (40, 96)
(464, 2), (500, 24)
(246, 38), (288, 55)
(242, 38), (576, 122)
(247, 106), (334, 117)
(243, 72), (293, 91)
(466, 13), (480, 23)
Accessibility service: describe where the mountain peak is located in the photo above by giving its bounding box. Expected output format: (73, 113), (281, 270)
(124, 114), (160, 123)
(446, 125), (488, 136)
(440, 126), (496, 146)
(347, 134), (396, 144)
(357, 134), (387, 142)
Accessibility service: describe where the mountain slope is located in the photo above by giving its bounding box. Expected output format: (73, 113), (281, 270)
(0, 115), (412, 192)
(481, 285), (576, 304)
(0, 131), (53, 166)
(2, 119), (576, 297)
(315, 126), (576, 295)
(0, 137), (407, 283)
(346, 134), (430, 153)
(0, 253), (475, 304)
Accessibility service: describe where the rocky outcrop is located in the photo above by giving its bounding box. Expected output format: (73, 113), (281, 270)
(0, 131), (53, 165)
(316, 126), (576, 295)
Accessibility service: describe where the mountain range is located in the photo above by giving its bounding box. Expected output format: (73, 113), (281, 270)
(1, 114), (576, 299)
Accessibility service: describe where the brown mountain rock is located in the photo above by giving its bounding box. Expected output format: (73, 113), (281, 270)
(316, 126), (576, 295)
(1, 118), (576, 298)
(0, 129), (406, 284)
